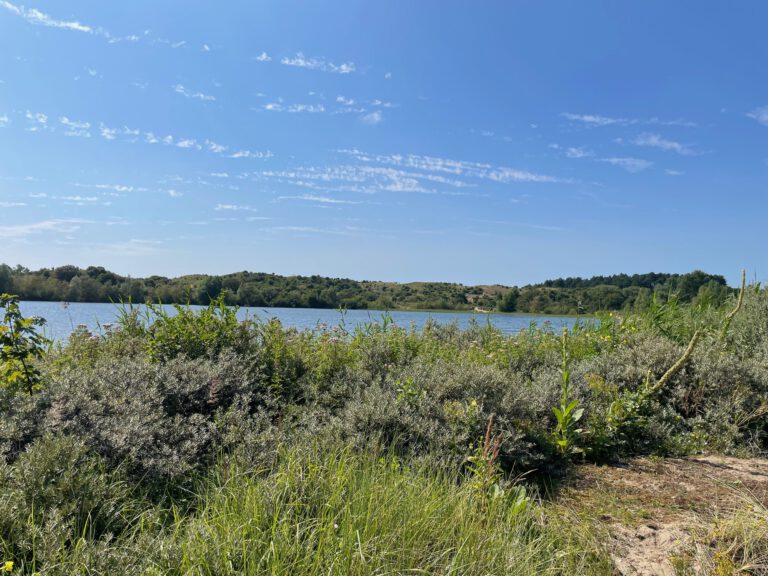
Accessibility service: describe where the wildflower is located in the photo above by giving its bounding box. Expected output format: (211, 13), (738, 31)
(3, 561), (13, 572)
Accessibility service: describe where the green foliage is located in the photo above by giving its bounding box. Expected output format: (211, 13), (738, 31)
(498, 287), (519, 312)
(552, 329), (584, 458)
(0, 294), (49, 395)
(141, 297), (252, 362)
(0, 435), (148, 572)
(0, 262), (735, 314)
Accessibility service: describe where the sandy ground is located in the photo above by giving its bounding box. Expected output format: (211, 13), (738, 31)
(560, 455), (768, 575)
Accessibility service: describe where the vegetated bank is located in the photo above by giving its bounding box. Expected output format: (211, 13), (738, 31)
(0, 274), (765, 575)
(1, 263), (730, 314)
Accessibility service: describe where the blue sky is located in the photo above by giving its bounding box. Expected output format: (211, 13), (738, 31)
(0, 1), (766, 286)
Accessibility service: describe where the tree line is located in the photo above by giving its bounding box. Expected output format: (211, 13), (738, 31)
(0, 263), (730, 314)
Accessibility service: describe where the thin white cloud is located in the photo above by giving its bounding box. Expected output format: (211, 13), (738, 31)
(257, 151), (560, 200)
(561, 112), (630, 126)
(280, 52), (355, 74)
(0, 1), (146, 44)
(665, 169), (685, 176)
(647, 117), (697, 128)
(361, 110), (383, 125)
(58, 195), (99, 203)
(205, 140), (227, 154)
(369, 99), (396, 108)
(277, 194), (363, 205)
(173, 84), (216, 102)
(598, 157), (653, 173)
(24, 110), (48, 131)
(0, 114), (9, 127)
(75, 183), (148, 193)
(262, 102), (325, 113)
(99, 123), (117, 140)
(171, 40), (186, 49)
(254, 51), (271, 62)
(215, 203), (258, 212)
(562, 111), (697, 129)
(565, 146), (593, 159)
(267, 225), (353, 236)
(167, 189), (183, 197)
(633, 132), (696, 155)
(201, 44), (210, 52)
(0, 218), (88, 238)
(0, 1), (93, 33)
(384, 72), (392, 79)
(340, 149), (563, 183)
(0, 201), (25, 207)
(228, 150), (273, 159)
(336, 95), (355, 106)
(176, 138), (201, 150)
(747, 106), (768, 127)
(14, 107), (274, 164)
(59, 116), (91, 137)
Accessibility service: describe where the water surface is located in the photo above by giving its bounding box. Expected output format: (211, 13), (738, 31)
(18, 301), (579, 341)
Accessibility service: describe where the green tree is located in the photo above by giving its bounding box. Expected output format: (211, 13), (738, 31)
(498, 287), (519, 312)
(0, 264), (12, 294)
(0, 294), (49, 395)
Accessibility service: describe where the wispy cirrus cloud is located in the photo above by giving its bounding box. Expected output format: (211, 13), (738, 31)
(565, 146), (593, 159)
(361, 110), (383, 125)
(214, 203), (258, 212)
(0, 0), (94, 33)
(562, 112), (697, 129)
(60, 116), (91, 137)
(25, 111), (48, 131)
(561, 112), (630, 126)
(173, 84), (216, 102)
(340, 149), (563, 184)
(0, 114), (9, 127)
(633, 132), (697, 155)
(277, 194), (363, 205)
(227, 149), (273, 159)
(598, 157), (653, 173)
(74, 183), (149, 194)
(0, 0), (150, 44)
(253, 51), (271, 62)
(280, 52), (355, 74)
(176, 138), (201, 150)
(747, 105), (768, 127)
(0, 218), (89, 238)
(1, 1), (186, 46)
(262, 102), (325, 113)
(255, 150), (562, 201)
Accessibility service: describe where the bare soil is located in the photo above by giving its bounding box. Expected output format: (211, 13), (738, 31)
(559, 455), (768, 575)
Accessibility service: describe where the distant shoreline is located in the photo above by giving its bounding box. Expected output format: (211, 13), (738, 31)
(19, 298), (590, 319)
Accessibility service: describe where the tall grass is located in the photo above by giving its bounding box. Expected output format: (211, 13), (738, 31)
(160, 443), (611, 576)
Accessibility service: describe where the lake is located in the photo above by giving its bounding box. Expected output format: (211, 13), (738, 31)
(18, 301), (580, 341)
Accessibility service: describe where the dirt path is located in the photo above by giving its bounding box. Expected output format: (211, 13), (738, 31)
(560, 455), (768, 575)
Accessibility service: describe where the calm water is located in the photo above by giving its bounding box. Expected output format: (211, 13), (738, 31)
(18, 301), (579, 341)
